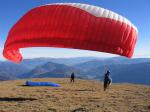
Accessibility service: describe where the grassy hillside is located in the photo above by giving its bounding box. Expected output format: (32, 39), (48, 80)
(0, 78), (150, 112)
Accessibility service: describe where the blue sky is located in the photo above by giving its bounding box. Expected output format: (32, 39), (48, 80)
(0, 0), (150, 60)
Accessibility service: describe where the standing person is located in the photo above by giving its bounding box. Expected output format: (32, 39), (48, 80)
(70, 72), (75, 83)
(103, 70), (112, 91)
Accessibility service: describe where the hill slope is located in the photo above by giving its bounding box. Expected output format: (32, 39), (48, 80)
(0, 78), (149, 112)
(0, 62), (30, 80)
(87, 62), (150, 85)
(73, 60), (150, 85)
(19, 62), (85, 79)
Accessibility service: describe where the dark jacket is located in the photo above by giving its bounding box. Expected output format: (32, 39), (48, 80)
(71, 73), (75, 79)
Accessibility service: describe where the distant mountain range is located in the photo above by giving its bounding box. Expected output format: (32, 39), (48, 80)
(18, 62), (85, 79)
(0, 57), (150, 85)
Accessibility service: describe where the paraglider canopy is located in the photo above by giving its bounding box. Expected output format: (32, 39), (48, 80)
(26, 81), (60, 87)
(3, 3), (138, 63)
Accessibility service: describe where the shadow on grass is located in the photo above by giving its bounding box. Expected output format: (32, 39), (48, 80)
(0, 97), (37, 102)
(72, 107), (87, 112)
(18, 85), (52, 87)
(17, 85), (39, 87)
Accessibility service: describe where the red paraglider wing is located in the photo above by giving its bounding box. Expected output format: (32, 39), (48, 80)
(3, 3), (138, 63)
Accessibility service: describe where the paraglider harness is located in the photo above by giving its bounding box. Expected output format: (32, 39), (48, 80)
(104, 71), (112, 91)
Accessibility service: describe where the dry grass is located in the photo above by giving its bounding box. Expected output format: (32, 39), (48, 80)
(0, 78), (150, 112)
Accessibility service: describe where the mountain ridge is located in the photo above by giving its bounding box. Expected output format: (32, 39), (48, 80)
(0, 57), (150, 85)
